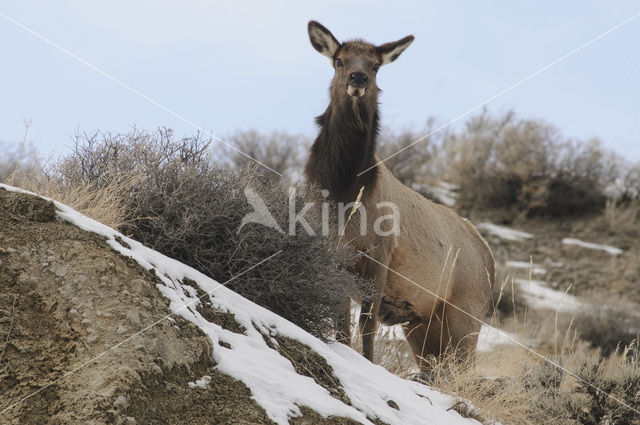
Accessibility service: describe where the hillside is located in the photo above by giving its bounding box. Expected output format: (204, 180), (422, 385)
(0, 185), (479, 425)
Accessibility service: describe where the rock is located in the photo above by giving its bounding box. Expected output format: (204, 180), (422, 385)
(54, 265), (68, 277)
(151, 363), (162, 375)
(126, 310), (141, 326)
(113, 395), (129, 410)
(115, 366), (141, 387)
(129, 278), (146, 294)
(134, 344), (147, 354)
(154, 339), (167, 359)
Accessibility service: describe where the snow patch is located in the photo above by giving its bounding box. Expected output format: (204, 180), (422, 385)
(477, 223), (534, 242)
(476, 325), (521, 352)
(2, 184), (478, 425)
(379, 324), (405, 340)
(505, 261), (547, 275)
(411, 181), (458, 207)
(188, 375), (212, 389)
(514, 278), (581, 313)
(561, 238), (623, 255)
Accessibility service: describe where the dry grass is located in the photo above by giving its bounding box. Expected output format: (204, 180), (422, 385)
(4, 159), (136, 230)
(1, 124), (133, 229)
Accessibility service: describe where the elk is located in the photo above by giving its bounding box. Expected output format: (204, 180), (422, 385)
(304, 21), (495, 372)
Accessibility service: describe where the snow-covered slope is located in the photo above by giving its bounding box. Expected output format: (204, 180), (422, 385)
(1, 184), (478, 425)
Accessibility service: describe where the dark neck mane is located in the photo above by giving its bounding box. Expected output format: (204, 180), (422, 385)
(305, 95), (380, 203)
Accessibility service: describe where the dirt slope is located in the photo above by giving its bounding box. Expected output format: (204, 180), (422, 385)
(0, 188), (278, 424)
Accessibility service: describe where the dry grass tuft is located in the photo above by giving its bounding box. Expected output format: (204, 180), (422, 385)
(4, 157), (136, 230)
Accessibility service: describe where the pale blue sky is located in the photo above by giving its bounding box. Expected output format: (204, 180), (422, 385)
(1, 1), (639, 161)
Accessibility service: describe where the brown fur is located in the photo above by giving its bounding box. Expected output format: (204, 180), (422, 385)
(305, 21), (495, 371)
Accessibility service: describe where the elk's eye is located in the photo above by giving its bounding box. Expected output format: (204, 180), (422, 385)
(373, 63), (381, 72)
(335, 58), (343, 67)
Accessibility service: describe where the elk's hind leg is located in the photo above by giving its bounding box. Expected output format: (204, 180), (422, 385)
(403, 302), (478, 375)
(441, 301), (480, 363)
(403, 309), (450, 374)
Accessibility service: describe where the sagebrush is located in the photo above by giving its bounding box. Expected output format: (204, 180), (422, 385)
(47, 128), (369, 339)
(444, 111), (621, 218)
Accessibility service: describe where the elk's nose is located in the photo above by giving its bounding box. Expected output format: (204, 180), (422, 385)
(350, 72), (367, 85)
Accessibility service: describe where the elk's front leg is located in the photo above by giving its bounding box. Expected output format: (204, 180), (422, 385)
(359, 254), (390, 362)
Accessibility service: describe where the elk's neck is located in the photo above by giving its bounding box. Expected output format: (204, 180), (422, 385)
(305, 96), (380, 203)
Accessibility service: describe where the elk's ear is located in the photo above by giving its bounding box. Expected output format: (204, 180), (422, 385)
(308, 21), (341, 59)
(377, 35), (414, 66)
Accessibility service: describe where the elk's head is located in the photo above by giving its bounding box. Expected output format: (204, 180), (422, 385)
(308, 21), (414, 100)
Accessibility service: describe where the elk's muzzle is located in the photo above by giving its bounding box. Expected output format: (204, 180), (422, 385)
(347, 71), (368, 97)
(350, 72), (367, 85)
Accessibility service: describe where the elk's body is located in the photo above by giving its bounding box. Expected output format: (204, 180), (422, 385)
(305, 21), (495, 370)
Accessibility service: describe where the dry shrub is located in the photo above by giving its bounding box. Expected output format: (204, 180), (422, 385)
(0, 121), (38, 182)
(533, 342), (640, 425)
(376, 120), (442, 187)
(444, 111), (618, 218)
(574, 302), (640, 357)
(52, 128), (367, 339)
(608, 161), (640, 203)
(223, 130), (309, 182)
(602, 199), (640, 240)
(0, 140), (38, 183)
